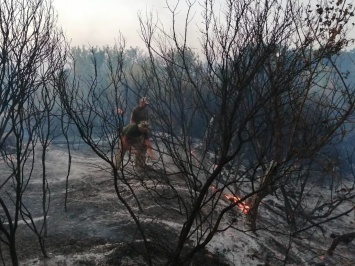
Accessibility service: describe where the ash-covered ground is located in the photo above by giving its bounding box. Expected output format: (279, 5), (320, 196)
(0, 143), (354, 265)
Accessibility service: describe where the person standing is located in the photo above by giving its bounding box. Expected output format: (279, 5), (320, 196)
(130, 97), (149, 124)
(115, 121), (152, 170)
(115, 97), (156, 171)
(129, 97), (156, 162)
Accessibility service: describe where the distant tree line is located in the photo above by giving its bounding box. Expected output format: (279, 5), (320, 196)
(66, 45), (355, 138)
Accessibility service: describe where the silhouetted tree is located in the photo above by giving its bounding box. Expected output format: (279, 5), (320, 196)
(134, 0), (355, 264)
(55, 0), (355, 265)
(0, 0), (68, 264)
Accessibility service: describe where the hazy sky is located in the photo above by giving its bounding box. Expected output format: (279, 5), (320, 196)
(53, 0), (203, 48)
(53, 0), (354, 50)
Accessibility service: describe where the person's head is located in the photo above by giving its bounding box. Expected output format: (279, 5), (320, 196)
(139, 97), (149, 108)
(137, 120), (150, 133)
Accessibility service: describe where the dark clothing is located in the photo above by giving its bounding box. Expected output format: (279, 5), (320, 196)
(131, 106), (149, 124)
(116, 123), (146, 169)
(122, 124), (144, 143)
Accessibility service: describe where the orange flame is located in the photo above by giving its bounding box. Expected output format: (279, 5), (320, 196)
(210, 185), (250, 214)
(224, 194), (250, 214)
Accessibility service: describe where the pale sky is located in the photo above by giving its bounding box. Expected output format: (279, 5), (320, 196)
(53, 0), (203, 48)
(53, 0), (354, 50)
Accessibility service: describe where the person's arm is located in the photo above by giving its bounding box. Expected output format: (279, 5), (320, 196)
(144, 139), (157, 160)
(121, 135), (129, 151)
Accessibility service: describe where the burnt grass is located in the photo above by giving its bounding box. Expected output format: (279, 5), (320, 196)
(1, 143), (354, 265)
(0, 144), (230, 265)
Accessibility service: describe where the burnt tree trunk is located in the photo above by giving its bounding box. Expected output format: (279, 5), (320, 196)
(327, 232), (355, 256)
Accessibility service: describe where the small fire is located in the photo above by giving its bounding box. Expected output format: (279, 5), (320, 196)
(210, 185), (250, 214)
(225, 194), (250, 214)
